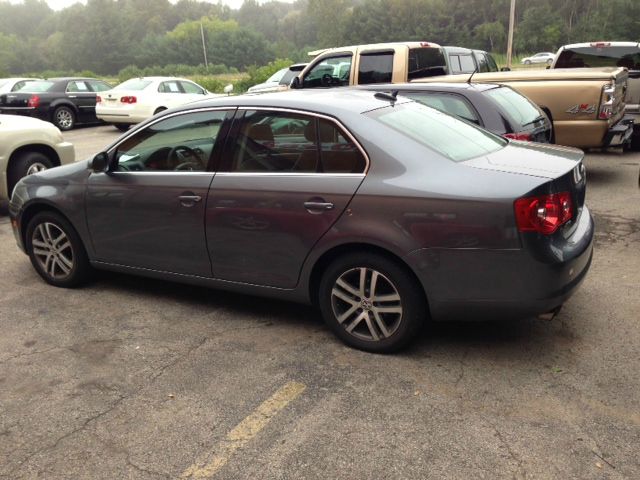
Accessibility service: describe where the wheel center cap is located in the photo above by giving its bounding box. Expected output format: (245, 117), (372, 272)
(361, 298), (372, 311)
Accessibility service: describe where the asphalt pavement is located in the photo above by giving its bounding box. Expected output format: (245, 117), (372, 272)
(0, 126), (639, 479)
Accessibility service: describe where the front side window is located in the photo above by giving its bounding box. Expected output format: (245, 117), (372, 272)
(114, 110), (229, 172)
(402, 92), (481, 124)
(459, 54), (476, 72)
(486, 53), (499, 71)
(476, 53), (489, 72)
(366, 102), (505, 162)
(302, 55), (352, 88)
(358, 51), (394, 84)
(226, 110), (365, 173)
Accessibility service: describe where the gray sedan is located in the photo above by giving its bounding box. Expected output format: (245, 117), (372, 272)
(8, 90), (594, 352)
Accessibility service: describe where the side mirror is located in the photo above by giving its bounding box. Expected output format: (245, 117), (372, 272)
(90, 152), (109, 173)
(500, 67), (511, 72)
(223, 84), (233, 95)
(289, 76), (301, 89)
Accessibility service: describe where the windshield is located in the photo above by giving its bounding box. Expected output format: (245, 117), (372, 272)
(266, 68), (288, 83)
(485, 86), (542, 126)
(555, 46), (640, 70)
(114, 79), (153, 91)
(17, 81), (54, 92)
(366, 102), (506, 162)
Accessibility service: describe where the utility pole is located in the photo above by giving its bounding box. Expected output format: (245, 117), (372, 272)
(506, 0), (516, 69)
(200, 22), (208, 69)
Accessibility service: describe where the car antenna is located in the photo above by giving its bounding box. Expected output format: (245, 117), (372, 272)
(467, 67), (479, 84)
(374, 90), (399, 103)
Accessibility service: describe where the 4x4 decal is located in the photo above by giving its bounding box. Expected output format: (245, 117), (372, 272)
(566, 104), (596, 114)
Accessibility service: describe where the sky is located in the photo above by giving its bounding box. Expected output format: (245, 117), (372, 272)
(10, 0), (282, 11)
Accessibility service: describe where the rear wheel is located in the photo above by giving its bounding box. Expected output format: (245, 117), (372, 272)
(25, 211), (91, 288)
(524, 59), (531, 65)
(7, 151), (54, 198)
(318, 253), (425, 353)
(53, 106), (75, 131)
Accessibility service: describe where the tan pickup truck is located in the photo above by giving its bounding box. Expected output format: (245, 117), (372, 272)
(291, 42), (633, 149)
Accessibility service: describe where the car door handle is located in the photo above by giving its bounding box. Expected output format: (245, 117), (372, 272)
(304, 201), (334, 211)
(178, 195), (202, 207)
(68, 95), (77, 98)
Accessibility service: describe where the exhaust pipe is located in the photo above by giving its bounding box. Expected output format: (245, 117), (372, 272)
(537, 306), (562, 321)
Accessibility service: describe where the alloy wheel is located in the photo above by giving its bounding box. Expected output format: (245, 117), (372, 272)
(56, 109), (73, 129)
(31, 222), (74, 280)
(330, 267), (403, 341)
(26, 162), (48, 176)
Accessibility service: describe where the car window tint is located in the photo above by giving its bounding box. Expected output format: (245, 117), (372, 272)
(459, 55), (476, 72)
(228, 110), (319, 172)
(367, 102), (505, 162)
(279, 68), (299, 85)
(555, 46), (640, 69)
(358, 51), (393, 84)
(302, 55), (352, 88)
(12, 81), (26, 91)
(449, 55), (462, 73)
(403, 92), (480, 124)
(266, 68), (288, 83)
(180, 81), (204, 94)
(486, 53), (499, 71)
(114, 110), (229, 172)
(485, 87), (542, 126)
(408, 48), (447, 79)
(67, 81), (89, 92)
(317, 119), (366, 173)
(17, 81), (53, 92)
(476, 54), (489, 72)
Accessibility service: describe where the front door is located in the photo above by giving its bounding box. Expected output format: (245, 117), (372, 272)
(206, 109), (367, 288)
(86, 108), (233, 276)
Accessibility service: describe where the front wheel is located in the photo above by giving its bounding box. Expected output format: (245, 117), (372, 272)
(53, 106), (75, 130)
(524, 59), (531, 65)
(318, 253), (426, 353)
(25, 211), (91, 288)
(7, 151), (54, 197)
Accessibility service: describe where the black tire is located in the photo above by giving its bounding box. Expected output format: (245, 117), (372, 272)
(114, 123), (130, 132)
(153, 107), (166, 115)
(318, 252), (426, 353)
(25, 211), (91, 288)
(7, 151), (54, 198)
(524, 59), (531, 65)
(53, 106), (75, 131)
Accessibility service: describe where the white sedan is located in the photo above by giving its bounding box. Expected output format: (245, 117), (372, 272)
(0, 114), (74, 202)
(95, 77), (225, 131)
(0, 78), (42, 94)
(521, 52), (556, 65)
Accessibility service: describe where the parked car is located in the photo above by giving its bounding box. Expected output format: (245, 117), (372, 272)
(0, 78), (42, 94)
(9, 90), (593, 352)
(0, 114), (74, 203)
(552, 41), (640, 148)
(247, 64), (307, 93)
(359, 83), (552, 142)
(0, 77), (112, 131)
(96, 76), (225, 131)
(521, 52), (556, 65)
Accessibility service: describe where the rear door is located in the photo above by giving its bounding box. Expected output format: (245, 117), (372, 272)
(206, 108), (367, 288)
(65, 80), (97, 122)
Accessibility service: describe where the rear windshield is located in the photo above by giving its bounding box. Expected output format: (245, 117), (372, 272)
(485, 86), (542, 126)
(279, 68), (300, 85)
(408, 48), (447, 79)
(114, 79), (153, 91)
(366, 101), (506, 162)
(17, 81), (54, 92)
(555, 46), (640, 70)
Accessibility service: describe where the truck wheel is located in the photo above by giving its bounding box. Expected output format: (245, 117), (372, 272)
(7, 151), (54, 198)
(53, 106), (75, 131)
(318, 252), (425, 353)
(25, 211), (91, 288)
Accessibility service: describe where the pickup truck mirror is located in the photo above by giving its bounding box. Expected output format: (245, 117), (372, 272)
(290, 76), (301, 89)
(90, 152), (109, 173)
(500, 67), (511, 72)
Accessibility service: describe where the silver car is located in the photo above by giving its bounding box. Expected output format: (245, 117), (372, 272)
(9, 90), (594, 352)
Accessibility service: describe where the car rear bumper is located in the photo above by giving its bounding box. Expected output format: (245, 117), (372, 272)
(603, 115), (634, 147)
(0, 107), (38, 118)
(96, 105), (151, 124)
(405, 205), (594, 321)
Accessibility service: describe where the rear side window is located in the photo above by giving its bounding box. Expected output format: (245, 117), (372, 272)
(485, 87), (542, 127)
(159, 81), (182, 93)
(459, 54), (476, 72)
(227, 110), (365, 173)
(408, 48), (447, 79)
(66, 81), (90, 92)
(367, 102), (505, 162)
(402, 92), (480, 124)
(555, 46), (640, 70)
(358, 51), (394, 84)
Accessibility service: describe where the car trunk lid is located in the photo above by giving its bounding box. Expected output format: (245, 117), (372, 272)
(0, 92), (32, 108)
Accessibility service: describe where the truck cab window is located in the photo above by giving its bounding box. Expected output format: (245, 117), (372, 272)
(302, 55), (352, 88)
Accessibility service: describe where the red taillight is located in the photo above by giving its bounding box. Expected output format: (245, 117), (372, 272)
(120, 96), (137, 104)
(514, 192), (573, 235)
(96, 95), (102, 103)
(27, 95), (40, 108)
(420, 42), (433, 47)
(590, 42), (611, 48)
(503, 132), (533, 141)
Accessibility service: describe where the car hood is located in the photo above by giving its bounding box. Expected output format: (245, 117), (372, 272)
(465, 141), (583, 178)
(0, 114), (57, 133)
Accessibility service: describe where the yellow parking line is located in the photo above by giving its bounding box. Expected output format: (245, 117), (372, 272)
(181, 381), (306, 479)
